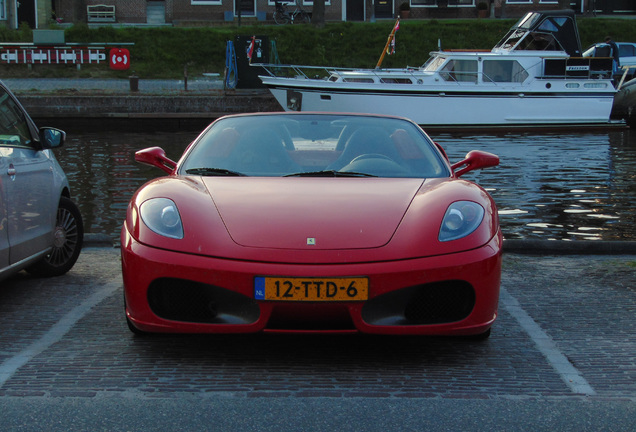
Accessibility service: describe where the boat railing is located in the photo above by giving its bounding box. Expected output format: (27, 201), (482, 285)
(256, 60), (615, 86)
(256, 63), (426, 81)
(257, 63), (353, 80)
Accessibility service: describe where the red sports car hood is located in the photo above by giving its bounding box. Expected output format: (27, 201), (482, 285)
(203, 177), (424, 250)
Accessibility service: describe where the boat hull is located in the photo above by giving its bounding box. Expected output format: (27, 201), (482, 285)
(259, 10), (621, 128)
(263, 80), (615, 127)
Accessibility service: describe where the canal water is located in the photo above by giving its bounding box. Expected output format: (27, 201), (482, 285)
(46, 119), (636, 245)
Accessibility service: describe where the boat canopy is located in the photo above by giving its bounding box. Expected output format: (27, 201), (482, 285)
(493, 10), (582, 57)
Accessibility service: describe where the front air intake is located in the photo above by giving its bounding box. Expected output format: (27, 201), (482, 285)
(361, 281), (475, 326)
(148, 278), (260, 324)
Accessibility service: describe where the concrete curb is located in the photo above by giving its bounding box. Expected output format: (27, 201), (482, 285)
(83, 234), (115, 248)
(17, 92), (280, 119)
(83, 234), (636, 255)
(503, 239), (636, 255)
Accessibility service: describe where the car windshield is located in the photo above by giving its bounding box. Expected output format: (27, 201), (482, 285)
(179, 114), (449, 178)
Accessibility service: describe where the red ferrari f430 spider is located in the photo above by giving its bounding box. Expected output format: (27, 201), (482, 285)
(122, 112), (501, 338)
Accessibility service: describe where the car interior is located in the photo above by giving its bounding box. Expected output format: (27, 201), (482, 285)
(181, 115), (448, 178)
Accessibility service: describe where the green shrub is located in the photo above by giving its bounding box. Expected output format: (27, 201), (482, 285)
(0, 18), (633, 79)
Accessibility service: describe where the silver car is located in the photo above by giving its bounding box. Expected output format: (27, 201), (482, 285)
(0, 81), (83, 281)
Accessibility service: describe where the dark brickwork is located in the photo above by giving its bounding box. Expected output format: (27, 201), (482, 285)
(111, 0), (147, 22)
(1, 249), (635, 400)
(53, 0), (567, 25)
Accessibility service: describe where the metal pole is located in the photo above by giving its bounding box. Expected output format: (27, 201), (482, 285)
(376, 18), (399, 69)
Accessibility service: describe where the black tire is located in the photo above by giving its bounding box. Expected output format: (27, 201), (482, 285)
(126, 316), (149, 336)
(124, 296), (149, 336)
(273, 11), (289, 24)
(27, 196), (84, 277)
(466, 328), (492, 341)
(298, 11), (310, 24)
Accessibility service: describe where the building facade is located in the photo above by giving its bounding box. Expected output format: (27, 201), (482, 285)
(0, 0), (633, 29)
(1, 0), (54, 29)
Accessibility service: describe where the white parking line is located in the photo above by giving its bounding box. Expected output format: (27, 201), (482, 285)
(0, 282), (119, 388)
(499, 287), (596, 396)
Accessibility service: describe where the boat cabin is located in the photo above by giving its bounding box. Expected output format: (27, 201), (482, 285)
(493, 9), (582, 56)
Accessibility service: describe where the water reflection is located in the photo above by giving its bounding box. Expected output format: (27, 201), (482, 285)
(46, 119), (636, 244)
(433, 129), (636, 241)
(48, 119), (202, 246)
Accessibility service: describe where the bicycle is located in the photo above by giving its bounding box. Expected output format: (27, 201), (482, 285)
(273, 1), (310, 25)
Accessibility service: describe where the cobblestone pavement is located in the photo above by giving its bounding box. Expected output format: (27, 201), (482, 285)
(1, 248), (634, 401)
(0, 248), (635, 429)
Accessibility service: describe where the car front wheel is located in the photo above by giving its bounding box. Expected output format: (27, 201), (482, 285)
(27, 196), (84, 277)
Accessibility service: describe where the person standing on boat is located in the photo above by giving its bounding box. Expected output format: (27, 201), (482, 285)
(605, 36), (620, 74)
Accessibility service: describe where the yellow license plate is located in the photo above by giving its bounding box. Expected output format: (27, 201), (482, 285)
(254, 277), (368, 302)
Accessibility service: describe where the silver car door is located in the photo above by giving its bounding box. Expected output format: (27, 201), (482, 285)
(0, 152), (8, 268)
(0, 89), (55, 264)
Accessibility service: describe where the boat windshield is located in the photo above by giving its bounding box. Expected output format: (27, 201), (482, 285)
(516, 32), (562, 52)
(496, 29), (564, 52)
(180, 114), (450, 178)
(493, 10), (581, 56)
(422, 55), (446, 71)
(515, 12), (542, 30)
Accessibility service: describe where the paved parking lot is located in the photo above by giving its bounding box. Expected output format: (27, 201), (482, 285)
(0, 247), (635, 429)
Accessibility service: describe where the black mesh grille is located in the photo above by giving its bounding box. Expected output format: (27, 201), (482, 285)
(404, 281), (475, 324)
(361, 280), (475, 326)
(147, 278), (260, 324)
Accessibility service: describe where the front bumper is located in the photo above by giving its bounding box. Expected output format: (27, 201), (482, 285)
(122, 227), (501, 336)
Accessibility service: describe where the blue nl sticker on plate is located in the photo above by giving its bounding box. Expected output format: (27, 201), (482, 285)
(254, 277), (265, 300)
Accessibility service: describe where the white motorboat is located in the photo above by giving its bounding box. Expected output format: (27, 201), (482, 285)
(259, 10), (618, 128)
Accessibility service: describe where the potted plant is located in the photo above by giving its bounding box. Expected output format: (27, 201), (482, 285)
(399, 2), (410, 19)
(477, 2), (488, 18)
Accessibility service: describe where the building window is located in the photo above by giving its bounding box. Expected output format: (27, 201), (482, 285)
(411, 0), (437, 6)
(0, 0), (5, 20)
(506, 0), (532, 3)
(448, 0), (475, 6)
(191, 0), (222, 5)
(299, 0), (332, 5)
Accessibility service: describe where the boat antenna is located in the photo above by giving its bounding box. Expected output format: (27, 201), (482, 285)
(376, 18), (400, 69)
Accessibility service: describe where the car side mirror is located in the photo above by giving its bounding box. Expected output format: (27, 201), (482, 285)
(39, 127), (66, 149)
(135, 147), (177, 174)
(451, 150), (499, 177)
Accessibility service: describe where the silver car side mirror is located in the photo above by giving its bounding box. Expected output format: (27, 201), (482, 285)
(39, 127), (66, 149)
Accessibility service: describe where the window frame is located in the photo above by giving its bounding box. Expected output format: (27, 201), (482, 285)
(191, 0), (223, 5)
(267, 0), (329, 5)
(447, 0), (475, 6)
(410, 0), (438, 7)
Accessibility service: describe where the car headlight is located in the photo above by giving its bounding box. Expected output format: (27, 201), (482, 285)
(439, 201), (484, 242)
(139, 198), (184, 239)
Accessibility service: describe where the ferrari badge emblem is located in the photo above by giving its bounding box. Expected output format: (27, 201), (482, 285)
(307, 238), (316, 245)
